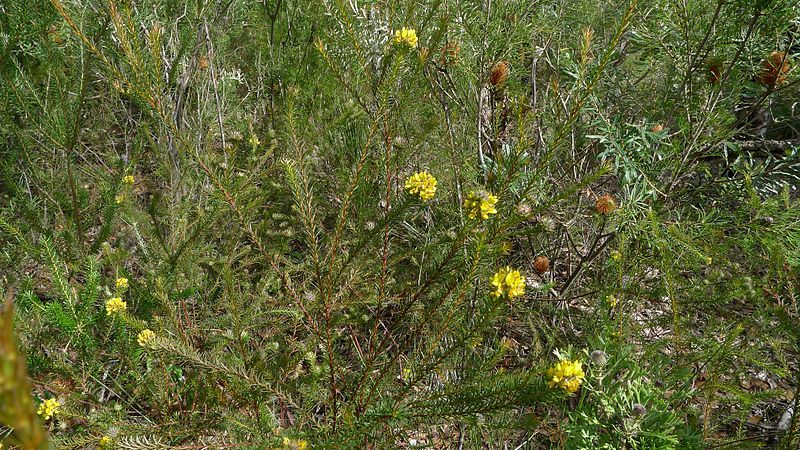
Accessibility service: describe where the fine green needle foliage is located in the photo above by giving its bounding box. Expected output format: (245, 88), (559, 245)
(1, 0), (799, 448)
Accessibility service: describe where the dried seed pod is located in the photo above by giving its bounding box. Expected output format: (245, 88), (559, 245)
(596, 194), (617, 214)
(489, 61), (509, 88)
(533, 255), (550, 274)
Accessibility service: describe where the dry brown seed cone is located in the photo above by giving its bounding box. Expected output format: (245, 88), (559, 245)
(533, 255), (550, 274)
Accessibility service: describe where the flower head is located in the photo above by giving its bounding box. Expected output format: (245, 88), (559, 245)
(122, 175), (135, 185)
(464, 191), (498, 220)
(404, 171), (437, 201)
(394, 27), (418, 48)
(282, 437), (309, 450)
(758, 51), (791, 87)
(515, 202), (533, 218)
(596, 194), (617, 214)
(115, 277), (129, 291)
(589, 350), (608, 366)
(706, 58), (723, 84)
(489, 61), (509, 87)
(439, 40), (461, 66)
(105, 297), (127, 316)
(115, 194), (125, 204)
(37, 398), (61, 420)
(99, 436), (113, 448)
(137, 329), (155, 347)
(546, 358), (585, 394)
(490, 266), (526, 299)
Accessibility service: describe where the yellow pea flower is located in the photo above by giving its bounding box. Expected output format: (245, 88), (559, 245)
(490, 266), (526, 299)
(546, 358), (586, 394)
(394, 28), (418, 48)
(137, 329), (155, 347)
(404, 171), (437, 201)
(105, 297), (127, 315)
(37, 398), (61, 420)
(282, 437), (309, 450)
(464, 191), (498, 220)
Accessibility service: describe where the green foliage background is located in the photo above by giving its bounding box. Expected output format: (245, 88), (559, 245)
(1, 0), (799, 448)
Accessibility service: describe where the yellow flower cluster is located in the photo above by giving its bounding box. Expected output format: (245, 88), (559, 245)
(404, 171), (437, 201)
(115, 277), (128, 291)
(105, 297), (127, 315)
(546, 358), (585, 394)
(99, 436), (113, 448)
(37, 398), (60, 420)
(464, 191), (498, 220)
(394, 27), (418, 48)
(282, 437), (309, 450)
(401, 367), (413, 382)
(490, 266), (526, 299)
(137, 329), (155, 347)
(122, 175), (135, 185)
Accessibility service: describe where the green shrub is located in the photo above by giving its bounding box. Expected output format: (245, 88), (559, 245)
(1, 0), (799, 448)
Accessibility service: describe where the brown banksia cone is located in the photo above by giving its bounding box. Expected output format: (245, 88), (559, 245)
(48, 26), (64, 44)
(440, 41), (461, 66)
(706, 58), (723, 84)
(489, 61), (510, 88)
(533, 255), (550, 274)
(757, 51), (790, 87)
(596, 194), (617, 214)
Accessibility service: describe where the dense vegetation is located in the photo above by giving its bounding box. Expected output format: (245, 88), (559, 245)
(1, 0), (800, 448)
